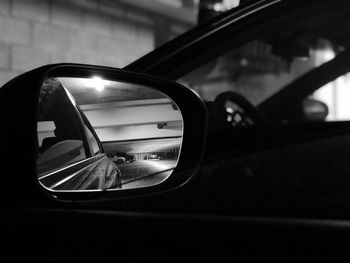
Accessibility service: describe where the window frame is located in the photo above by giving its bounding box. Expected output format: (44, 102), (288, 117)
(77, 107), (104, 156)
(37, 82), (90, 176)
(60, 87), (94, 158)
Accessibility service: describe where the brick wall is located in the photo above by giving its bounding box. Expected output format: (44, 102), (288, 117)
(0, 0), (157, 86)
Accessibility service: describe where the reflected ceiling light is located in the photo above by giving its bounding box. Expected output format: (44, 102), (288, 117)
(213, 0), (240, 12)
(83, 76), (105, 91)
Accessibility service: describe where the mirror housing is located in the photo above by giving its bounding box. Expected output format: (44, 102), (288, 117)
(0, 64), (207, 202)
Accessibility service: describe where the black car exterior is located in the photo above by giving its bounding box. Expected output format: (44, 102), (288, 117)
(3, 0), (350, 261)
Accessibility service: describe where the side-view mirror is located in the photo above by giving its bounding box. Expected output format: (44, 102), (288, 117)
(302, 98), (329, 121)
(0, 64), (207, 202)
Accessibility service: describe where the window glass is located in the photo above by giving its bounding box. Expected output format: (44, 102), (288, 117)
(313, 73), (350, 121)
(179, 6), (348, 125)
(36, 78), (87, 176)
(181, 39), (337, 106)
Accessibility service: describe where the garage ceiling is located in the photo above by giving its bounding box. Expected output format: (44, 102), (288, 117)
(102, 137), (182, 154)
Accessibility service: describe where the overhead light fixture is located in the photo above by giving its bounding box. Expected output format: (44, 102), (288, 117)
(82, 76), (105, 92)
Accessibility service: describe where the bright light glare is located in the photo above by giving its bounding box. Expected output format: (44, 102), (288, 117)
(314, 48), (335, 66)
(213, 0), (240, 11)
(226, 107), (234, 114)
(322, 49), (335, 62)
(82, 76), (105, 91)
(314, 73), (350, 121)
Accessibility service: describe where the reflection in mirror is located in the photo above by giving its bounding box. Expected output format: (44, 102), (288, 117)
(36, 76), (183, 192)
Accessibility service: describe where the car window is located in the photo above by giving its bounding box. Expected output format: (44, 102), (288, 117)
(179, 4), (347, 125)
(312, 73), (350, 121)
(182, 39), (338, 106)
(170, 1), (350, 199)
(36, 78), (87, 175)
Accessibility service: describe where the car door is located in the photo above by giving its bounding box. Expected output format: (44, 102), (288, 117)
(127, 0), (350, 215)
(4, 1), (350, 261)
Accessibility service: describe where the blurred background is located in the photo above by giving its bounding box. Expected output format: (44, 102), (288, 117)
(0, 0), (241, 86)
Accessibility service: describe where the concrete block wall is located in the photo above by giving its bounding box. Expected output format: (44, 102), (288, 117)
(0, 0), (156, 86)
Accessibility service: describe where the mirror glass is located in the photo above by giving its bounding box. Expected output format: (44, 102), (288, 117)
(36, 76), (183, 191)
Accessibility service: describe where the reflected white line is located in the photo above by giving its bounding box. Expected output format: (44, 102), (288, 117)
(121, 160), (176, 188)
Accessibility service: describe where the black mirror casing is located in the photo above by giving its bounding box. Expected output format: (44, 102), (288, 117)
(0, 64), (208, 203)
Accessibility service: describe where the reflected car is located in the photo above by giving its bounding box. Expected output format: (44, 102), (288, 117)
(111, 156), (126, 165)
(126, 155), (135, 163)
(114, 152), (135, 163)
(149, 154), (160, 160)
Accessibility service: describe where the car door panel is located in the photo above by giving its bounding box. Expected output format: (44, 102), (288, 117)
(6, 206), (350, 261)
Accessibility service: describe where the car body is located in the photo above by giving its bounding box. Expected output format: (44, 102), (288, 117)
(126, 155), (135, 163)
(37, 77), (122, 190)
(114, 152), (135, 163)
(148, 153), (159, 160)
(3, 0), (350, 260)
(127, 0), (350, 210)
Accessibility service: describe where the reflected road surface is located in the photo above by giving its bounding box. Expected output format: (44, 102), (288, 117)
(118, 160), (177, 189)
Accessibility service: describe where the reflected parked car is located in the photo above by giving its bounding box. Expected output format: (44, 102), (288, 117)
(111, 152), (135, 164)
(149, 154), (160, 160)
(126, 155), (136, 163)
(111, 155), (126, 165)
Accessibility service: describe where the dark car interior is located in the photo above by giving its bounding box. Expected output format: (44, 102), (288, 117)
(202, 47), (350, 221)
